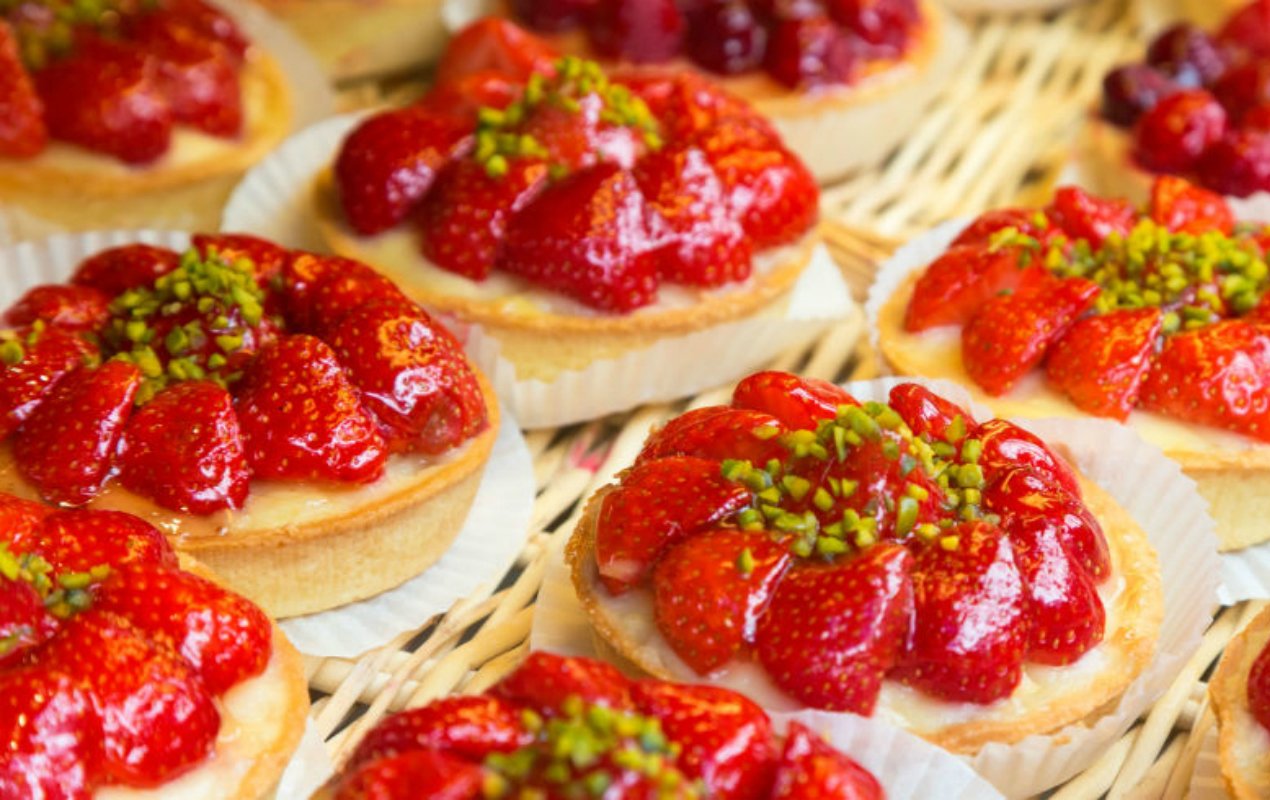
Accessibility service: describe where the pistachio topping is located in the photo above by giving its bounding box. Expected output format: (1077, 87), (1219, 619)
(0, 543), (108, 622)
(1, 0), (160, 69)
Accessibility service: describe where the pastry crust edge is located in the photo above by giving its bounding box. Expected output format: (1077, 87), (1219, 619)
(1209, 604), (1270, 800)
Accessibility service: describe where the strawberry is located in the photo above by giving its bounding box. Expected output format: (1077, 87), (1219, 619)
(1248, 634), (1270, 732)
(887, 382), (974, 441)
(281, 252), (395, 332)
(70, 244), (181, 297)
(636, 406), (788, 466)
(982, 466), (1109, 581)
(633, 142), (753, 286)
(416, 157), (550, 281)
(0, 562), (57, 668)
(756, 544), (914, 714)
(770, 721), (883, 800)
(499, 163), (664, 312)
(4, 284), (111, 331)
(825, 434), (946, 539)
(38, 609), (220, 786)
(1149, 175), (1234, 235)
(234, 335), (388, 483)
(1045, 308), (1163, 421)
(304, 270), (409, 336)
(192, 233), (290, 288)
(0, 668), (102, 800)
(321, 749), (484, 800)
(519, 90), (645, 171)
(16, 509), (177, 579)
(93, 563), (270, 695)
(348, 696), (530, 767)
(732, 371), (858, 430)
(617, 71), (768, 140)
(326, 300), (487, 455)
(129, 11), (242, 137)
(975, 418), (1083, 499)
(334, 107), (472, 236)
(416, 70), (520, 124)
(155, 0), (250, 61)
(433, 17), (558, 87)
(511, 0), (593, 31)
(652, 528), (792, 674)
(631, 680), (778, 800)
(0, 326), (99, 439)
(903, 245), (1052, 332)
(117, 380), (248, 514)
(1046, 185), (1138, 247)
(961, 277), (1100, 396)
(493, 651), (634, 713)
(594, 456), (752, 593)
(1139, 320), (1270, 441)
(951, 208), (1049, 248)
(14, 361), (140, 506)
(0, 21), (46, 158)
(0, 495), (50, 547)
(35, 36), (173, 164)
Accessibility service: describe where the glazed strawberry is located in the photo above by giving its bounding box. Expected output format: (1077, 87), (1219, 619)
(130, 11), (242, 137)
(1248, 636), (1270, 731)
(335, 107), (472, 236)
(326, 300), (487, 455)
(0, 668), (101, 800)
(587, 0), (685, 63)
(1139, 320), (1270, 441)
(636, 406), (788, 466)
(416, 70), (520, 124)
(891, 521), (1029, 704)
(70, 244), (181, 297)
(493, 651), (634, 713)
(732, 370), (857, 429)
(117, 380), (248, 514)
(618, 71), (768, 140)
(903, 245), (1051, 332)
(595, 456), (752, 593)
(348, 696), (531, 767)
(756, 544), (914, 714)
(1046, 185), (1137, 247)
(982, 466), (1109, 580)
(631, 680), (779, 799)
(961, 277), (1100, 396)
(4, 284), (110, 331)
(281, 252), (392, 332)
(652, 528), (792, 673)
(0, 325), (98, 439)
(18, 509), (177, 579)
(416, 157), (550, 280)
(1046, 308), (1163, 420)
(887, 381), (973, 442)
(1132, 89), (1227, 173)
(192, 233), (290, 287)
(771, 721), (883, 800)
(499, 163), (663, 312)
(304, 269), (409, 335)
(433, 17), (558, 86)
(38, 609), (220, 787)
(235, 334), (388, 483)
(321, 749), (484, 800)
(1148, 175), (1234, 234)
(152, 0), (249, 61)
(1195, 129), (1270, 197)
(0, 494), (48, 540)
(14, 361), (140, 506)
(975, 418), (1084, 500)
(0, 21), (46, 158)
(633, 142), (753, 285)
(35, 36), (173, 164)
(518, 89), (646, 171)
(0, 557), (56, 668)
(951, 207), (1050, 248)
(764, 15), (857, 88)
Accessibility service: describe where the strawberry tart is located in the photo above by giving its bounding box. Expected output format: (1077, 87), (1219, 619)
(566, 371), (1163, 752)
(0, 0), (293, 234)
(314, 19), (823, 384)
(874, 177), (1270, 552)
(489, 0), (965, 183)
(0, 234), (497, 617)
(0, 493), (308, 799)
(316, 651), (887, 799)
(1210, 605), (1270, 799)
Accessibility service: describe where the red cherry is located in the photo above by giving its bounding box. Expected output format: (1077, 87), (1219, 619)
(1101, 64), (1182, 127)
(686, 1), (767, 75)
(511, 0), (594, 31)
(1145, 23), (1230, 87)
(587, 0), (685, 63)
(763, 14), (857, 88)
(1211, 61), (1270, 124)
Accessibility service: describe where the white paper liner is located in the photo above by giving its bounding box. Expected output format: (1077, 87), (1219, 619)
(531, 376), (1219, 798)
(222, 113), (859, 429)
(1190, 725), (1233, 800)
(0, 230), (538, 660)
(274, 721), (335, 800)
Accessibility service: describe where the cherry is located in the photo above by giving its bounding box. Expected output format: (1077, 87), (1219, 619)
(1101, 64), (1181, 127)
(587, 0), (685, 63)
(1131, 89), (1227, 173)
(825, 0), (918, 54)
(1211, 61), (1270, 123)
(1196, 129), (1270, 197)
(511, 0), (593, 31)
(1244, 102), (1270, 130)
(1145, 23), (1230, 87)
(1219, 0), (1270, 58)
(686, 1), (767, 74)
(763, 14), (857, 88)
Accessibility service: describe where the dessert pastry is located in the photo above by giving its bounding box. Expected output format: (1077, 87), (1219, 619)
(566, 371), (1163, 752)
(493, 0), (966, 184)
(0, 233), (497, 617)
(316, 650), (885, 799)
(874, 177), (1270, 551)
(0, 0), (293, 234)
(1210, 604), (1270, 799)
(315, 19), (823, 383)
(0, 493), (308, 798)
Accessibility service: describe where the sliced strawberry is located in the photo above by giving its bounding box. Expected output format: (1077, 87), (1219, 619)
(0, 21), (46, 158)
(652, 528), (792, 674)
(416, 157), (550, 281)
(304, 270), (409, 336)
(0, 563), (57, 668)
(493, 651), (634, 713)
(235, 334), (387, 483)
(1045, 186), (1138, 247)
(334, 107), (472, 236)
(94, 563), (270, 695)
(281, 252), (393, 332)
(39, 609), (219, 787)
(192, 233), (290, 288)
(1045, 308), (1163, 421)
(951, 208), (1049, 248)
(155, 0), (250, 61)
(70, 244), (181, 297)
(975, 417), (1083, 499)
(903, 245), (1052, 332)
(633, 142), (753, 286)
(961, 277), (1100, 396)
(434, 17), (558, 87)
(887, 382), (975, 441)
(982, 466), (1109, 581)
(756, 544), (914, 714)
(323, 749), (484, 800)
(1139, 319), (1270, 442)
(594, 456), (752, 594)
(826, 434), (946, 539)
(617, 71), (767, 141)
(499, 163), (663, 312)
(0, 668), (101, 799)
(732, 371), (858, 430)
(326, 300), (487, 455)
(35, 36), (173, 164)
(519, 90), (645, 171)
(14, 361), (140, 506)
(0, 326), (99, 440)
(771, 721), (883, 800)
(130, 11), (242, 137)
(1249, 635), (1270, 732)
(636, 406), (788, 466)
(4, 284), (110, 331)
(16, 509), (177, 579)
(0, 495), (50, 547)
(632, 680), (778, 800)
(417, 70), (520, 124)
(348, 695), (530, 767)
(1149, 175), (1234, 235)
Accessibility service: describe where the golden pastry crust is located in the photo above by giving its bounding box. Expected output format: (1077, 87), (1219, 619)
(1070, 113), (1154, 207)
(876, 271), (1270, 551)
(567, 472), (1163, 754)
(1209, 605), (1270, 800)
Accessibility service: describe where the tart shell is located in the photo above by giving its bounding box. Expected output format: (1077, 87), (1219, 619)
(1070, 112), (1155, 207)
(1209, 604), (1270, 800)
